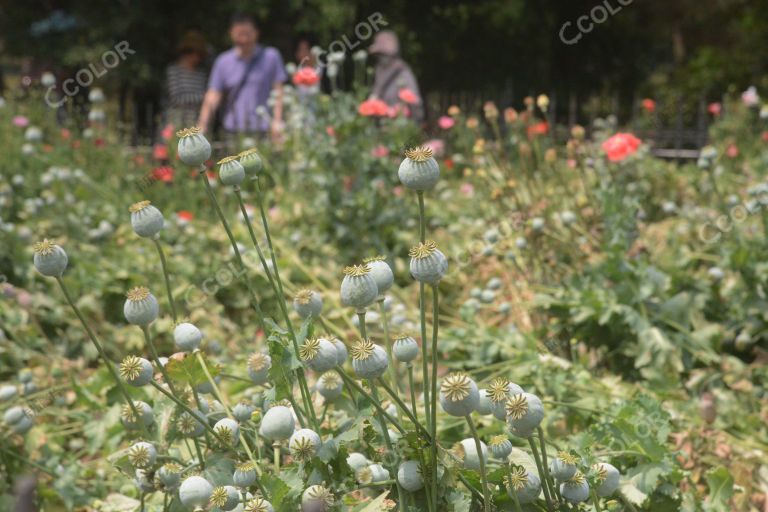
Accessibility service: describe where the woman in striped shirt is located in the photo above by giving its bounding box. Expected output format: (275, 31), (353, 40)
(164, 31), (208, 129)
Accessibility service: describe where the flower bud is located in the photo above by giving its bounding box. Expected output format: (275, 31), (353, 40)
(129, 201), (164, 239)
(32, 239), (68, 277)
(398, 146), (440, 191)
(217, 156), (245, 186)
(123, 286), (159, 325)
(176, 127), (211, 167)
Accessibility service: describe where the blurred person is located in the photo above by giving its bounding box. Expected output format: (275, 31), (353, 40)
(164, 31), (208, 128)
(294, 32), (318, 69)
(198, 13), (286, 142)
(368, 30), (424, 122)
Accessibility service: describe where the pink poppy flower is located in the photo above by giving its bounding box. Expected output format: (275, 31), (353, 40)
(292, 67), (320, 87)
(398, 88), (419, 105)
(438, 116), (455, 129)
(602, 133), (641, 162)
(12, 116), (29, 128)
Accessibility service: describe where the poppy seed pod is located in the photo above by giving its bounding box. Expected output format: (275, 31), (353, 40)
(505, 466), (541, 504)
(488, 435), (513, 460)
(455, 438), (488, 471)
(300, 337), (338, 373)
(233, 461), (257, 488)
(301, 485), (334, 512)
(176, 127), (211, 167)
(439, 373), (480, 417)
(488, 378), (525, 420)
(293, 289), (323, 319)
(121, 401), (154, 430)
(128, 441), (157, 468)
(594, 462), (620, 497)
(232, 401), (255, 423)
(12, 415), (34, 434)
(398, 146), (440, 191)
(129, 200), (164, 239)
(134, 469), (155, 493)
(259, 405), (295, 441)
(3, 406), (26, 425)
(340, 265), (378, 309)
(289, 428), (322, 460)
(357, 463), (389, 484)
(174, 322), (203, 351)
(561, 472), (590, 503)
(506, 392), (544, 437)
(120, 355), (154, 386)
(317, 371), (344, 400)
(0, 385), (18, 403)
(550, 452), (579, 482)
(247, 352), (272, 385)
(123, 286), (159, 325)
(346, 452), (369, 471)
(32, 239), (68, 277)
(214, 418), (240, 445)
(476, 389), (493, 415)
(245, 496), (274, 512)
(179, 475), (214, 509)
(350, 339), (389, 379)
(397, 460), (424, 492)
(330, 338), (348, 365)
(393, 334), (419, 362)
(157, 463), (182, 490)
(218, 156), (246, 186)
(363, 256), (394, 294)
(176, 409), (206, 438)
(210, 485), (240, 511)
(409, 240), (448, 284)
(238, 148), (264, 175)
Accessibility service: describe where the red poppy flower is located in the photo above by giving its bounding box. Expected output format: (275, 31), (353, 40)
(398, 88), (419, 105)
(176, 211), (194, 223)
(526, 121), (549, 139)
(358, 98), (390, 117)
(708, 103), (722, 116)
(161, 124), (175, 141)
(152, 166), (174, 183)
(153, 144), (169, 161)
(292, 67), (320, 87)
(601, 133), (641, 162)
(641, 98), (656, 113)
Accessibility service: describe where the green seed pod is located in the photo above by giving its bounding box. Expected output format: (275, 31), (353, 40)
(488, 435), (513, 460)
(12, 414), (34, 434)
(233, 401), (256, 423)
(177, 127), (211, 167)
(340, 265), (378, 309)
(346, 452), (369, 472)
(120, 355), (154, 386)
(238, 148), (263, 175)
(259, 405), (295, 441)
(456, 438), (488, 471)
(289, 428), (322, 461)
(560, 472), (590, 503)
(392, 334), (419, 362)
(350, 339), (388, 379)
(506, 392), (544, 437)
(439, 372), (480, 417)
(330, 337), (348, 365)
(233, 461), (257, 488)
(300, 337), (338, 373)
(317, 372), (344, 401)
(218, 156), (246, 186)
(531, 217), (545, 232)
(550, 452), (579, 482)
(487, 277), (502, 290)
(32, 239), (68, 277)
(397, 460), (424, 492)
(476, 389), (493, 415)
(3, 405), (26, 425)
(0, 384), (18, 402)
(409, 240), (448, 284)
(129, 200), (164, 239)
(293, 289), (323, 319)
(244, 496), (274, 512)
(156, 463), (182, 490)
(176, 409), (207, 438)
(214, 418), (240, 446)
(505, 466), (541, 504)
(210, 485), (240, 511)
(128, 441), (157, 468)
(121, 401), (154, 430)
(594, 462), (620, 497)
(247, 353), (272, 385)
(357, 463), (389, 484)
(301, 485), (334, 512)
(363, 256), (394, 294)
(398, 146), (440, 191)
(179, 475), (214, 509)
(487, 378), (525, 421)
(123, 286), (159, 326)
(174, 322), (203, 351)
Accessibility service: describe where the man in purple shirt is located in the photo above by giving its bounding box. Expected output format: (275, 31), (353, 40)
(198, 13), (286, 138)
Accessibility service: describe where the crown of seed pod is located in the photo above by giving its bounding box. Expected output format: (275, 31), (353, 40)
(176, 409), (206, 438)
(289, 428), (322, 461)
(594, 462), (620, 497)
(439, 372), (480, 417)
(488, 435), (513, 460)
(506, 392), (544, 437)
(409, 240), (448, 284)
(259, 405), (295, 441)
(293, 289), (323, 319)
(32, 239), (68, 277)
(504, 465), (541, 504)
(245, 496), (275, 512)
(350, 339), (389, 380)
(121, 401), (154, 430)
(317, 371), (344, 401)
(392, 334), (419, 362)
(128, 441), (157, 468)
(214, 418), (240, 447)
(238, 148), (264, 175)
(357, 463), (389, 485)
(179, 475), (214, 509)
(217, 156), (246, 186)
(454, 438), (488, 471)
(488, 377), (525, 420)
(176, 127), (212, 167)
(397, 460), (424, 492)
(155, 463), (182, 490)
(120, 355), (154, 386)
(398, 145), (440, 191)
(247, 352), (272, 385)
(363, 256), (394, 295)
(340, 264), (379, 309)
(299, 337), (338, 373)
(123, 286), (159, 326)
(210, 485), (240, 511)
(560, 471), (590, 504)
(174, 322), (203, 351)
(129, 200), (164, 239)
(301, 485), (334, 512)
(550, 451), (579, 481)
(232, 461), (258, 488)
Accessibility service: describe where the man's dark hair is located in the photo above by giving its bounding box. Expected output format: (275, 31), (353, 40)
(230, 12), (257, 29)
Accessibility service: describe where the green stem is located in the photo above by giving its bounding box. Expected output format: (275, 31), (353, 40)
(141, 325), (178, 396)
(528, 437), (555, 512)
(537, 426), (558, 506)
(0, 446), (55, 476)
(417, 191), (426, 243)
(466, 415), (491, 512)
(379, 299), (400, 396)
(153, 238), (177, 323)
(371, 385), (405, 507)
(192, 437), (206, 471)
(273, 442), (281, 474)
(335, 369), (406, 434)
(430, 285), (440, 511)
(592, 490), (602, 512)
(377, 378), (430, 439)
(505, 465), (524, 512)
(419, 282), (430, 432)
